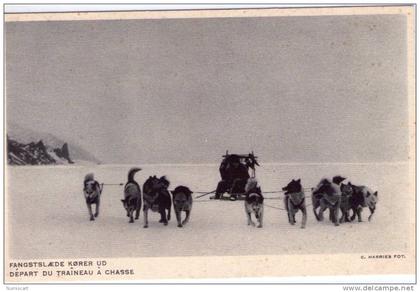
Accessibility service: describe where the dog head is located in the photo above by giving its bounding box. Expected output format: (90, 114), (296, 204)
(332, 175), (346, 185)
(312, 178), (331, 195)
(144, 175), (165, 191)
(245, 178), (259, 193)
(282, 179), (302, 194)
(84, 180), (97, 195)
(84, 173), (94, 183)
(316, 179), (341, 205)
(158, 176), (170, 189)
(246, 193), (264, 212)
(340, 182), (353, 198)
(172, 186), (193, 211)
(83, 173), (96, 195)
(365, 189), (378, 208)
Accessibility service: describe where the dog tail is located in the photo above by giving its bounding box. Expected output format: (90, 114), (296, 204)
(128, 167), (142, 182)
(84, 173), (94, 183)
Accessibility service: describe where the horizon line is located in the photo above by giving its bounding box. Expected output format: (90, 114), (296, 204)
(6, 160), (410, 169)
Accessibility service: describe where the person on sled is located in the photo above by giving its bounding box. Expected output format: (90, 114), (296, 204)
(211, 155), (250, 201)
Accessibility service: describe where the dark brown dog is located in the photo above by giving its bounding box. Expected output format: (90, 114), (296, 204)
(171, 186), (193, 228)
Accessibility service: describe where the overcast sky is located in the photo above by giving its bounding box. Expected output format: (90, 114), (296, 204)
(6, 14), (408, 164)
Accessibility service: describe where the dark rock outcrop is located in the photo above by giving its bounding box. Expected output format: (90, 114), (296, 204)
(53, 143), (74, 164)
(7, 136), (74, 165)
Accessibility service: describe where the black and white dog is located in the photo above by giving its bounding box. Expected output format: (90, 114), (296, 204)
(348, 182), (378, 222)
(312, 177), (345, 226)
(312, 176), (346, 225)
(244, 178), (264, 228)
(282, 179), (307, 229)
(121, 167), (142, 223)
(83, 173), (103, 221)
(171, 185), (193, 228)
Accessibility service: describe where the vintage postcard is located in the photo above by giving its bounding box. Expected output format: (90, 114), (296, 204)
(4, 5), (415, 283)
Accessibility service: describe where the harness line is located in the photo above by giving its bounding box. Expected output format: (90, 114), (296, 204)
(98, 183), (315, 211)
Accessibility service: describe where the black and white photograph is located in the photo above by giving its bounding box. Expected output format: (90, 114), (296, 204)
(4, 5), (415, 283)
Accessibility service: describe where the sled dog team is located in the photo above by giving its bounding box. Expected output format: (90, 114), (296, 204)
(83, 168), (192, 228)
(83, 169), (378, 229)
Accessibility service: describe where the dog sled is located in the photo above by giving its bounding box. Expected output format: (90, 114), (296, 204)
(212, 151), (260, 201)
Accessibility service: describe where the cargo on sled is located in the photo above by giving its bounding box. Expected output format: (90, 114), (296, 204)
(211, 151), (259, 201)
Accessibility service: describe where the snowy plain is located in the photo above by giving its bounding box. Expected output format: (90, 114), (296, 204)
(5, 162), (413, 259)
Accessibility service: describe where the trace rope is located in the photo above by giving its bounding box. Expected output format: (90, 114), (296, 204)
(98, 183), (315, 211)
(263, 203), (287, 211)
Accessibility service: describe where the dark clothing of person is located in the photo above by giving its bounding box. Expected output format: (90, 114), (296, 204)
(225, 164), (250, 182)
(219, 159), (229, 181)
(215, 163), (250, 198)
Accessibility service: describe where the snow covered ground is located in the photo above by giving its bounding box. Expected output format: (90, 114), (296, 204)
(5, 162), (414, 259)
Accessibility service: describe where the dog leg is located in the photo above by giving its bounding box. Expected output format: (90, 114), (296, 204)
(288, 211), (295, 225)
(350, 208), (356, 221)
(176, 210), (182, 227)
(334, 206), (340, 226)
(158, 208), (167, 224)
(258, 207), (263, 228)
(339, 207), (345, 223)
(286, 211), (291, 224)
(285, 198), (292, 224)
(248, 214), (255, 226)
(368, 206), (375, 222)
(287, 201), (295, 225)
(340, 208), (350, 223)
(284, 196), (289, 213)
(357, 207), (363, 222)
(329, 208), (334, 222)
(94, 199), (100, 218)
(318, 205), (327, 222)
(143, 209), (148, 228)
(285, 196), (296, 223)
(344, 209), (351, 222)
(291, 207), (297, 224)
(135, 199), (140, 220)
(246, 208), (254, 226)
(159, 209), (168, 226)
(312, 196), (321, 221)
(87, 204), (94, 221)
(182, 210), (190, 226)
(301, 206), (307, 229)
(292, 208), (298, 225)
(313, 207), (320, 221)
(129, 209), (134, 223)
